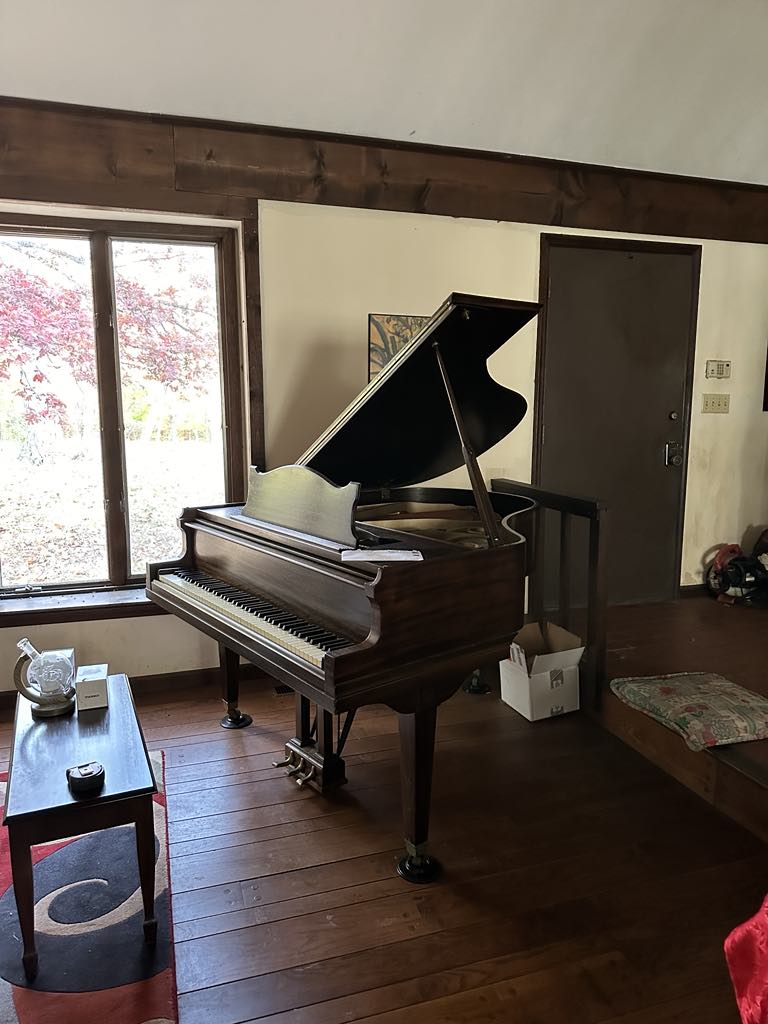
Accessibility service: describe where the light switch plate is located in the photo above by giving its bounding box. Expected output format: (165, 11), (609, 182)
(705, 359), (731, 379)
(702, 393), (730, 413)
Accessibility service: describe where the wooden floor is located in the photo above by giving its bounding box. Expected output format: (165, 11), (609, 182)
(606, 595), (768, 698)
(122, 678), (762, 1022)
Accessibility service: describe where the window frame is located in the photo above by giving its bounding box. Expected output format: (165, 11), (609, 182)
(0, 213), (246, 598)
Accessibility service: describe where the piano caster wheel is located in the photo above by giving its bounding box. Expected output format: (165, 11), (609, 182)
(220, 709), (253, 730)
(463, 669), (491, 695)
(295, 766), (316, 788)
(396, 854), (441, 884)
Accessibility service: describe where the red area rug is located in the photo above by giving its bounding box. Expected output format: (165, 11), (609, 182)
(0, 752), (176, 1024)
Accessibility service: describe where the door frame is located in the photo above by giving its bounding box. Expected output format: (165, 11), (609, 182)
(532, 233), (702, 596)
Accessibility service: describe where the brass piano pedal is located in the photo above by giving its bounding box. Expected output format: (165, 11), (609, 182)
(272, 754), (295, 769)
(286, 759), (305, 777)
(295, 766), (316, 788)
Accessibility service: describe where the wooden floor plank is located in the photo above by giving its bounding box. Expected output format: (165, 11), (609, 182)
(333, 951), (641, 1024)
(240, 939), (625, 1024)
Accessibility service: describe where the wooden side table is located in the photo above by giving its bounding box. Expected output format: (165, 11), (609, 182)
(2, 674), (157, 981)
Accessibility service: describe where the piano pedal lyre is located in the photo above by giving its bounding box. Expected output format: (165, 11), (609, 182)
(279, 741), (347, 793)
(274, 698), (349, 794)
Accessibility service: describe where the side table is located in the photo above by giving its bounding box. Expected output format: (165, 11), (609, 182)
(2, 674), (157, 981)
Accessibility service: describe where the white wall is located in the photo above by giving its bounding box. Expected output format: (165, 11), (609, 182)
(2, 0), (767, 185)
(259, 201), (768, 586)
(0, 616), (218, 692)
(683, 243), (768, 580)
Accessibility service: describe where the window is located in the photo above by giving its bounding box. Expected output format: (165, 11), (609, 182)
(0, 219), (244, 594)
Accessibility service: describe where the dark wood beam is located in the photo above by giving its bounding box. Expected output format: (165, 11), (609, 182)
(1, 96), (768, 244)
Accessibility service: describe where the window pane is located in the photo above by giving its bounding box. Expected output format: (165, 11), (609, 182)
(0, 234), (108, 588)
(111, 240), (227, 576)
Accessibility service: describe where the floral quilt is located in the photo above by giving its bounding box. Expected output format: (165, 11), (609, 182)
(610, 672), (768, 752)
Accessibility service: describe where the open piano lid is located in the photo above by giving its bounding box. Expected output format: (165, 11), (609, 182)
(300, 293), (540, 489)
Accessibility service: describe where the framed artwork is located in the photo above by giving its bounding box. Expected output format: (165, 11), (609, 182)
(368, 313), (430, 380)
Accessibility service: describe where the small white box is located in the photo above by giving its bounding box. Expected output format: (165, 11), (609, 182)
(500, 622), (584, 721)
(76, 664), (109, 712)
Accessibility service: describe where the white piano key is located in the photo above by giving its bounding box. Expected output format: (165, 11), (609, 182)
(152, 574), (328, 667)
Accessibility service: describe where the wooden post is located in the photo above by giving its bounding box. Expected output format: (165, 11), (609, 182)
(559, 511), (571, 630)
(586, 509), (608, 708)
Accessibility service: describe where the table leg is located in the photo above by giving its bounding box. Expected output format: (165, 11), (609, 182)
(8, 826), (37, 981)
(135, 798), (157, 944)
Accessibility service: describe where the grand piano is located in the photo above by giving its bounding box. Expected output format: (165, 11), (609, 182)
(147, 293), (539, 882)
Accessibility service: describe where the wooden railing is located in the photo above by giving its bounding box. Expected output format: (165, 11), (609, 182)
(492, 478), (609, 708)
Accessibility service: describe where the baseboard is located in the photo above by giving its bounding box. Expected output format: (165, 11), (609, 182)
(129, 666), (220, 695)
(679, 583), (706, 597)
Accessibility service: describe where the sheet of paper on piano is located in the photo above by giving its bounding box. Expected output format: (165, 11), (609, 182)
(340, 548), (424, 562)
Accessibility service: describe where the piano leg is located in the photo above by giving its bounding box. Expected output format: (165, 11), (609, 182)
(218, 643), (253, 730)
(396, 707), (441, 884)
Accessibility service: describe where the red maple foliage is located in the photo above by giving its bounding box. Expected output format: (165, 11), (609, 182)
(0, 253), (217, 427)
(0, 262), (96, 425)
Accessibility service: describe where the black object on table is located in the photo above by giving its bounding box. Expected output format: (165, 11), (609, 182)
(2, 674), (157, 981)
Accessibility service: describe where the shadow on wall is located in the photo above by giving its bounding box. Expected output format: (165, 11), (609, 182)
(742, 523), (768, 553)
(268, 338), (365, 468)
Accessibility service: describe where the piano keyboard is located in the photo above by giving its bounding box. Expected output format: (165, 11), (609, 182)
(153, 569), (355, 668)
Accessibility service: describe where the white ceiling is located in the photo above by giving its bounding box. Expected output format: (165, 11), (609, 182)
(1, 0), (767, 185)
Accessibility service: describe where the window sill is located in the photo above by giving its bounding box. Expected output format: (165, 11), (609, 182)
(0, 587), (165, 627)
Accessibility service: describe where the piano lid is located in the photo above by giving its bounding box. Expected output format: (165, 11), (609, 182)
(299, 293), (540, 489)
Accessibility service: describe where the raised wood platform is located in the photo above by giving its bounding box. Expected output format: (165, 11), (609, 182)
(602, 596), (768, 842)
(3, 676), (762, 1022)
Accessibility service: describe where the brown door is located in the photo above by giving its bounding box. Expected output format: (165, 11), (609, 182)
(535, 237), (700, 605)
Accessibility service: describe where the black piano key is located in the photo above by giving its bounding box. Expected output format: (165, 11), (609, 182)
(175, 568), (354, 650)
(312, 629), (339, 643)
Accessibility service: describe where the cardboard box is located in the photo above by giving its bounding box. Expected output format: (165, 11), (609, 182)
(500, 622), (584, 721)
(76, 663), (109, 712)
